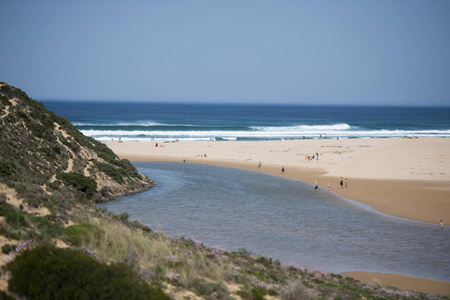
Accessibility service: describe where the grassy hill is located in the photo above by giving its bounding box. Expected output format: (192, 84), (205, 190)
(0, 82), (447, 299)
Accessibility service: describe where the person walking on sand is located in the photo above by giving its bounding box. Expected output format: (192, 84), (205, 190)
(345, 178), (348, 188)
(282, 166), (285, 175)
(327, 183), (330, 191)
(258, 161), (261, 170)
(340, 177), (344, 188)
(315, 181), (319, 192)
(440, 220), (444, 231)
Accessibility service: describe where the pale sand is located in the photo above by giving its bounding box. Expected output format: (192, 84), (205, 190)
(105, 137), (450, 295)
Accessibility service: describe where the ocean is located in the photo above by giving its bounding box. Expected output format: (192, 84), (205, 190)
(41, 101), (450, 142)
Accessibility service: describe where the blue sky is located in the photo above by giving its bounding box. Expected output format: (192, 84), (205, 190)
(1, 1), (449, 105)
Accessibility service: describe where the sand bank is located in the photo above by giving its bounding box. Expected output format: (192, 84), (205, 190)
(106, 137), (450, 224)
(105, 137), (450, 295)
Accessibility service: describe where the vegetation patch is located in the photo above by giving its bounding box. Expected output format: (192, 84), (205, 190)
(0, 162), (14, 177)
(6, 244), (171, 300)
(56, 172), (97, 195)
(97, 162), (125, 184)
(64, 223), (103, 247)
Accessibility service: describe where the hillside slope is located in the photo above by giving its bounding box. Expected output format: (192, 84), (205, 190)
(0, 82), (153, 202)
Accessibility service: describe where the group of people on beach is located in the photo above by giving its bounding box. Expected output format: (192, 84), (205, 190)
(315, 177), (348, 192)
(306, 152), (319, 161)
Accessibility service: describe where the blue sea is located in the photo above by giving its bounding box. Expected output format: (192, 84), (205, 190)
(41, 101), (450, 142)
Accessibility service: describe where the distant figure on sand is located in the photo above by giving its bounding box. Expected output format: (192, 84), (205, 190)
(440, 220), (444, 231)
(345, 178), (348, 188)
(282, 166), (285, 175)
(340, 177), (343, 188)
(258, 161), (261, 169)
(327, 183), (330, 191)
(315, 181), (319, 192)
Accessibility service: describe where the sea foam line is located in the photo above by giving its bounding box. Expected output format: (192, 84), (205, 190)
(81, 128), (450, 139)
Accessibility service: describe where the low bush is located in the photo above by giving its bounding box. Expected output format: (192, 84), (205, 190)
(7, 244), (171, 300)
(251, 286), (268, 300)
(4, 210), (29, 229)
(0, 161), (14, 177)
(64, 223), (103, 247)
(192, 278), (229, 300)
(0, 94), (12, 106)
(280, 281), (315, 300)
(56, 172), (97, 195)
(34, 216), (64, 241)
(2, 244), (16, 254)
(97, 163), (125, 184)
(0, 290), (15, 300)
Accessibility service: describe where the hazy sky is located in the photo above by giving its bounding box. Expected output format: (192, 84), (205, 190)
(1, 1), (449, 105)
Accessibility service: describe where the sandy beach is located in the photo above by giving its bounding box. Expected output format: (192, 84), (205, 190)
(106, 137), (450, 224)
(105, 137), (450, 295)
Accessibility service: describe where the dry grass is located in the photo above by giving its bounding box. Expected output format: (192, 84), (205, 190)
(72, 213), (236, 291)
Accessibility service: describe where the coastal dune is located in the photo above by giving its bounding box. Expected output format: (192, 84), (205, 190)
(105, 137), (450, 295)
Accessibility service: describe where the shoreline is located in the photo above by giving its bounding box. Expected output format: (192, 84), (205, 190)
(104, 138), (450, 295)
(106, 137), (450, 224)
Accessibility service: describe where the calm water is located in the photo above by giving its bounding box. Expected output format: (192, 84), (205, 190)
(101, 162), (450, 282)
(42, 101), (450, 141)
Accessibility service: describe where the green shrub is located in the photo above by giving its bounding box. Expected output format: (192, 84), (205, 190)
(0, 161), (14, 177)
(0, 290), (15, 300)
(192, 278), (229, 299)
(94, 143), (118, 163)
(0, 95), (12, 106)
(4, 210), (29, 229)
(34, 216), (64, 240)
(236, 290), (252, 299)
(7, 244), (171, 300)
(251, 286), (268, 300)
(0, 201), (14, 216)
(1, 244), (16, 254)
(115, 159), (142, 179)
(56, 172), (97, 195)
(64, 223), (103, 247)
(97, 163), (125, 184)
(46, 180), (61, 191)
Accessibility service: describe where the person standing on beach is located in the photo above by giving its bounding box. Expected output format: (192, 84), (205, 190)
(328, 183), (330, 191)
(282, 166), (285, 175)
(340, 177), (344, 188)
(345, 178), (348, 188)
(258, 161), (262, 170)
(315, 181), (319, 192)
(440, 220), (444, 231)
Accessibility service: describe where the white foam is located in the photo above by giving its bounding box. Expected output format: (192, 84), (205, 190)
(250, 123), (352, 131)
(81, 128), (450, 140)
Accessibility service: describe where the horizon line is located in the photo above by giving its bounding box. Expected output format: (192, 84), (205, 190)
(39, 99), (450, 108)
